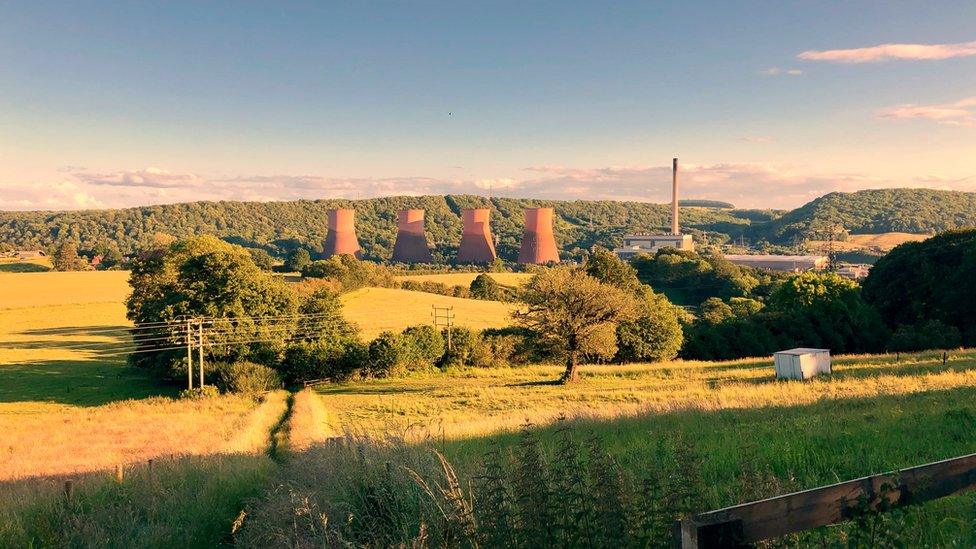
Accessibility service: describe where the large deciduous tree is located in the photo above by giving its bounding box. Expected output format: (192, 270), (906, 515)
(514, 268), (636, 383)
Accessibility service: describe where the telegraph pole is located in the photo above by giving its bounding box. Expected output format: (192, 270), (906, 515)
(197, 319), (205, 388)
(185, 317), (193, 390)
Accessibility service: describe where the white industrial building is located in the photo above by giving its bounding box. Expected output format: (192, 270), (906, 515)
(723, 254), (828, 272)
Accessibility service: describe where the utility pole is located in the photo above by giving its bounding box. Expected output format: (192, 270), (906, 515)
(185, 317), (193, 390)
(432, 306), (455, 352)
(197, 319), (205, 388)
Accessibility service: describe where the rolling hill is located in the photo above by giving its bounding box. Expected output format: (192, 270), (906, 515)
(1, 189), (975, 260)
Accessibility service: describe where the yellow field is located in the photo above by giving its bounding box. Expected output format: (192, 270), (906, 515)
(395, 272), (533, 287)
(0, 270), (130, 309)
(341, 286), (517, 339)
(806, 232), (929, 253)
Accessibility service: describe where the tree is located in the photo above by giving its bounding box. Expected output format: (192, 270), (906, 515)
(514, 268), (636, 383)
(52, 241), (84, 271)
(470, 273), (503, 300)
(584, 247), (640, 292)
(126, 235), (298, 379)
(285, 248), (312, 272)
(699, 297), (734, 325)
(616, 287), (684, 362)
(247, 248), (276, 271)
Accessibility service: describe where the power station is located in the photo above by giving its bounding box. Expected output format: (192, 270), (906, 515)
(391, 209), (433, 263)
(614, 158), (695, 259)
(456, 208), (497, 263)
(323, 209), (362, 258)
(517, 207), (560, 264)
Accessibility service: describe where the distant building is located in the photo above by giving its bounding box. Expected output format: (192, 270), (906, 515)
(836, 263), (871, 280)
(613, 233), (695, 259)
(613, 158), (695, 260)
(724, 254), (828, 272)
(14, 250), (46, 260)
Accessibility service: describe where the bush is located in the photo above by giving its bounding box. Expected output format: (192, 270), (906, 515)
(301, 255), (396, 292)
(212, 361), (283, 394)
(401, 325), (446, 365)
(889, 320), (962, 352)
(280, 341), (364, 384)
(366, 332), (409, 378)
(438, 327), (479, 368)
(470, 273), (504, 300)
(616, 287), (684, 363)
(179, 385), (220, 400)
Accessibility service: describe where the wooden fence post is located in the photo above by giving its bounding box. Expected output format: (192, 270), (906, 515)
(63, 479), (74, 501)
(115, 464), (124, 483)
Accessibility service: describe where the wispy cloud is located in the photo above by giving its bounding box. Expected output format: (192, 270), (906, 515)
(876, 97), (976, 127)
(799, 40), (976, 63)
(3, 162), (975, 212)
(741, 136), (773, 143)
(758, 67), (803, 76)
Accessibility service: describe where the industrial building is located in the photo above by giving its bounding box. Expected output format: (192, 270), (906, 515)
(323, 209), (362, 258)
(391, 209), (433, 263)
(614, 158), (695, 259)
(723, 254), (828, 272)
(517, 207), (560, 264)
(456, 208), (497, 263)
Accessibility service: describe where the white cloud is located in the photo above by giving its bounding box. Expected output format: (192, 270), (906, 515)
(876, 97), (976, 127)
(799, 40), (976, 63)
(2, 162), (976, 212)
(758, 67), (803, 76)
(741, 136), (773, 143)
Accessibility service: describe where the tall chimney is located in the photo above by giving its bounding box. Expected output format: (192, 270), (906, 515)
(392, 209), (433, 263)
(517, 207), (560, 264)
(671, 157), (680, 235)
(456, 208), (497, 263)
(323, 208), (361, 258)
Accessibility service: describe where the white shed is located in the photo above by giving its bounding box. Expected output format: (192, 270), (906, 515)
(773, 348), (831, 380)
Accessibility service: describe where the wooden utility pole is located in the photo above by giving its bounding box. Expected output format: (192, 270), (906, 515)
(198, 319), (204, 388)
(432, 306), (455, 351)
(186, 317), (193, 390)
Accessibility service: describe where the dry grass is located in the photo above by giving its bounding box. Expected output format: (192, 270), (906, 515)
(315, 350), (976, 442)
(286, 388), (333, 452)
(395, 272), (532, 287)
(0, 393), (278, 481)
(805, 232), (929, 253)
(0, 270), (130, 309)
(340, 287), (516, 339)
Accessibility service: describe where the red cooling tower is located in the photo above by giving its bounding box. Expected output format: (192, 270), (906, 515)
(323, 209), (361, 258)
(392, 209), (433, 263)
(456, 208), (497, 263)
(517, 207), (560, 264)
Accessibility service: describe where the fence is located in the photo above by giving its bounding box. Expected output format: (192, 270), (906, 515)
(675, 452), (976, 548)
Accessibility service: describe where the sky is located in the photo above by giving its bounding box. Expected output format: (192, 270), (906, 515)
(2, 1), (976, 211)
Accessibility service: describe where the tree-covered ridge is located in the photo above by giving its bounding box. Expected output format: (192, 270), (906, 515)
(0, 195), (750, 261)
(757, 188), (976, 242)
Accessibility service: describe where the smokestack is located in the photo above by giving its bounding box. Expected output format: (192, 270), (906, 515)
(671, 157), (680, 235)
(323, 208), (361, 258)
(456, 208), (497, 263)
(517, 207), (560, 264)
(392, 209), (433, 263)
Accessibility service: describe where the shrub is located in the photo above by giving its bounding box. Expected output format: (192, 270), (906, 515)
(301, 255), (396, 292)
(439, 327), (479, 368)
(616, 287), (684, 363)
(280, 341), (362, 384)
(366, 331), (408, 378)
(470, 273), (503, 300)
(889, 320), (962, 352)
(401, 325), (446, 365)
(179, 385), (220, 400)
(212, 361), (283, 394)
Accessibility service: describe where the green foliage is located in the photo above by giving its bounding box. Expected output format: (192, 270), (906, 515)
(179, 385), (220, 399)
(616, 288), (684, 363)
(126, 236), (298, 379)
(301, 255), (396, 292)
(283, 248), (312, 272)
(469, 273), (503, 300)
(633, 249), (757, 305)
(769, 271), (859, 310)
(52, 241), (87, 271)
(400, 279), (470, 298)
(211, 361), (283, 394)
(246, 248), (275, 271)
(365, 328), (444, 378)
(584, 247), (640, 292)
(294, 289), (360, 345)
(889, 320), (962, 353)
(699, 297), (733, 324)
(863, 229), (976, 347)
(439, 327), (479, 368)
(515, 267), (637, 381)
(401, 325), (446, 365)
(280, 340), (366, 384)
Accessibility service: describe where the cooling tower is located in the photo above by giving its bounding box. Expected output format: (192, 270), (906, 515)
(456, 208), (497, 263)
(392, 209), (433, 263)
(517, 207), (560, 264)
(323, 208), (361, 258)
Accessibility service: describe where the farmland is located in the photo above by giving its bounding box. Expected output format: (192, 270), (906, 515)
(3, 269), (976, 545)
(394, 271), (532, 287)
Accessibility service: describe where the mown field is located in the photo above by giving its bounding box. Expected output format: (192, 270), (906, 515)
(3, 270), (976, 545)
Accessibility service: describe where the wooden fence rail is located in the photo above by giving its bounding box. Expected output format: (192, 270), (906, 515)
(675, 452), (976, 548)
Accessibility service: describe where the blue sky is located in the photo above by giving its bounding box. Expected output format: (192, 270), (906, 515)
(2, 1), (975, 210)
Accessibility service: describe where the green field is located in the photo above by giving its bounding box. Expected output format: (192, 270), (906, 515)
(4, 270), (976, 545)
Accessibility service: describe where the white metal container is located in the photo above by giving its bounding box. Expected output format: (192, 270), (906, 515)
(773, 348), (831, 380)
